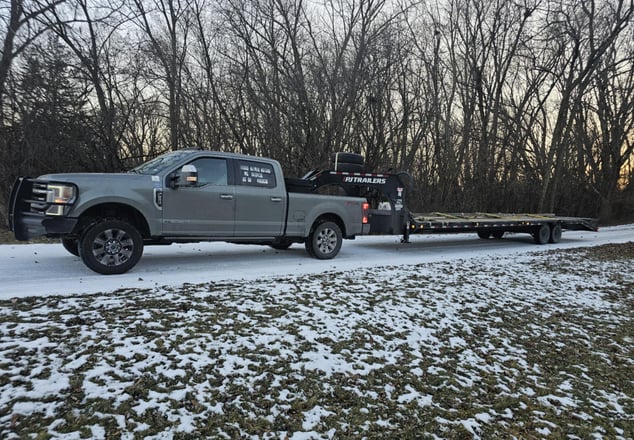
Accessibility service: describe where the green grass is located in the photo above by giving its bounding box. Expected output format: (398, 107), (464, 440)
(0, 243), (633, 439)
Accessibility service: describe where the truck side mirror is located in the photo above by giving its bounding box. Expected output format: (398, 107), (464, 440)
(177, 164), (198, 187)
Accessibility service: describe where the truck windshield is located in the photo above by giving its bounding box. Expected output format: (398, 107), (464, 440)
(131, 151), (192, 175)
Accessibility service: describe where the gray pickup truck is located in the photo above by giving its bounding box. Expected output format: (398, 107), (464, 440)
(9, 150), (369, 274)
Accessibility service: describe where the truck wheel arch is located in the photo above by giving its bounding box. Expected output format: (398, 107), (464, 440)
(310, 214), (346, 238)
(75, 203), (151, 238)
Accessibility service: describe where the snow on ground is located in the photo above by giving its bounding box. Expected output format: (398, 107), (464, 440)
(0, 225), (633, 438)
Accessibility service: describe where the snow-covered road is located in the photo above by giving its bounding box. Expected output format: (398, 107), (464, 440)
(1, 224), (632, 299)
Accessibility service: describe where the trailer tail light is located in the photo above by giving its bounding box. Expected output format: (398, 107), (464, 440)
(362, 202), (369, 224)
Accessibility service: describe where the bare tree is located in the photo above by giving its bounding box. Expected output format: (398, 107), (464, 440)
(440, 0), (540, 210)
(130, 0), (193, 151)
(0, 0), (67, 122)
(577, 39), (634, 220)
(536, 0), (634, 212)
(2, 0), (634, 229)
(0, 0), (68, 224)
(41, 0), (134, 170)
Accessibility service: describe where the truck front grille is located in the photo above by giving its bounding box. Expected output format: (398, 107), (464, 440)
(30, 181), (50, 214)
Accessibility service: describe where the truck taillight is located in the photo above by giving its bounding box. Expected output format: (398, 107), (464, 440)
(362, 202), (369, 224)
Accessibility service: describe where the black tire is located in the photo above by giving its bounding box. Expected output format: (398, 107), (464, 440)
(492, 231), (505, 239)
(333, 162), (364, 173)
(270, 239), (293, 250)
(305, 221), (342, 260)
(477, 231), (491, 239)
(61, 238), (80, 256)
(533, 224), (550, 244)
(331, 152), (364, 165)
(79, 220), (144, 274)
(549, 223), (562, 243)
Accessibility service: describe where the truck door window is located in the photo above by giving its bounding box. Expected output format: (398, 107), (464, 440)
(190, 158), (228, 186)
(237, 160), (276, 188)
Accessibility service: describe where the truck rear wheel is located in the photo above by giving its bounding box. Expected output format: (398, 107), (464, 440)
(305, 221), (342, 259)
(79, 219), (143, 274)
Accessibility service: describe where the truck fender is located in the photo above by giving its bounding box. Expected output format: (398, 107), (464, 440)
(302, 200), (360, 238)
(71, 197), (156, 236)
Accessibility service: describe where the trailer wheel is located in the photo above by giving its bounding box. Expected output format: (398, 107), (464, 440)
(492, 231), (505, 239)
(549, 223), (562, 243)
(61, 238), (80, 256)
(477, 231), (491, 239)
(533, 224), (550, 244)
(79, 219), (144, 274)
(305, 221), (342, 259)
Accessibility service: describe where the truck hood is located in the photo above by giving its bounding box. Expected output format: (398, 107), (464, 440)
(38, 172), (157, 184)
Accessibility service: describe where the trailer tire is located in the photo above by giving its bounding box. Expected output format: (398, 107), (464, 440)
(79, 219), (144, 274)
(331, 152), (364, 165)
(533, 224), (550, 244)
(492, 231), (505, 239)
(335, 163), (364, 173)
(549, 223), (562, 243)
(477, 231), (491, 239)
(305, 221), (342, 260)
(61, 238), (80, 256)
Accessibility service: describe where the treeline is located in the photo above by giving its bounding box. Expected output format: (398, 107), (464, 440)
(1, 0), (633, 226)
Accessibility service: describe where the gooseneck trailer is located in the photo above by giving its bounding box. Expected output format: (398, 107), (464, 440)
(292, 153), (599, 244)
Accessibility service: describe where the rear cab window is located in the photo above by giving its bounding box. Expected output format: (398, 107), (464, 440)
(236, 160), (277, 188)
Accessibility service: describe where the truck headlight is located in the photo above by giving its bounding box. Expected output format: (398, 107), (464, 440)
(45, 184), (76, 215)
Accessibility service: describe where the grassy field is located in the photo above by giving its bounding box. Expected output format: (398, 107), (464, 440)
(0, 243), (633, 439)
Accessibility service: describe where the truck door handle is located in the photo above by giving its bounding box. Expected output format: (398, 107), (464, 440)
(220, 194), (234, 200)
(270, 197), (282, 202)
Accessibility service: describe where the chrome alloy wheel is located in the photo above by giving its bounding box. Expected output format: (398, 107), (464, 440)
(91, 227), (135, 266)
(306, 220), (342, 260)
(80, 219), (144, 274)
(316, 226), (338, 255)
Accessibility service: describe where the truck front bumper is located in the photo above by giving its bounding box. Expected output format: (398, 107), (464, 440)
(12, 212), (78, 241)
(9, 177), (78, 240)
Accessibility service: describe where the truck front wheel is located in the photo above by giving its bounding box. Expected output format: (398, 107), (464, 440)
(306, 221), (342, 259)
(270, 239), (293, 250)
(79, 219), (143, 274)
(61, 238), (79, 256)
